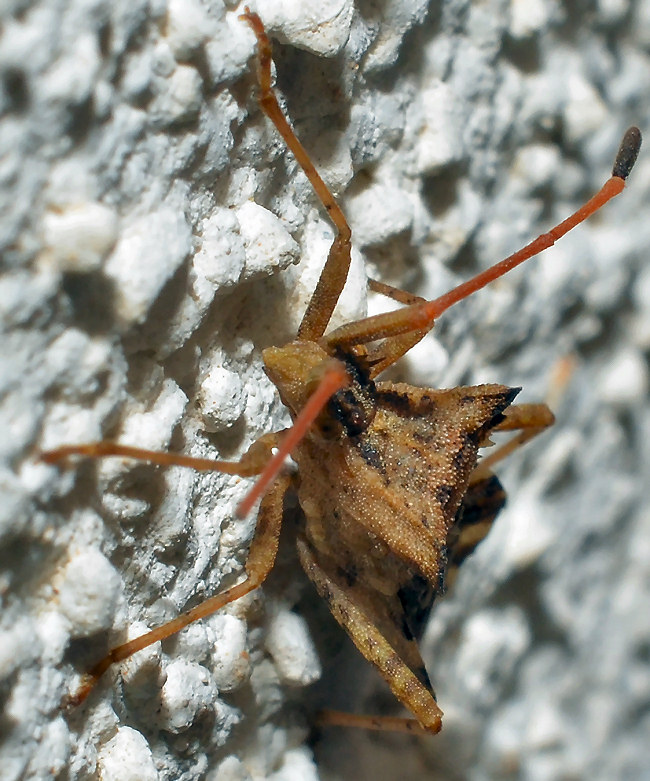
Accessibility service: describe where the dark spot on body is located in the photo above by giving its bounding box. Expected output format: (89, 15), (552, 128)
(376, 389), (415, 417)
(452, 432), (475, 471)
(336, 604), (351, 623)
(357, 439), (386, 473)
(435, 484), (453, 508)
(452, 448), (466, 472)
(337, 564), (358, 587)
(398, 574), (436, 638)
(436, 546), (449, 594)
(401, 614), (415, 641)
(437, 570), (447, 595)
(384, 653), (403, 677)
(329, 376), (376, 436)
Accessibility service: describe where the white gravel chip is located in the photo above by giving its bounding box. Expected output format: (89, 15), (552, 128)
(98, 727), (158, 781)
(58, 548), (122, 638)
(265, 609), (322, 687)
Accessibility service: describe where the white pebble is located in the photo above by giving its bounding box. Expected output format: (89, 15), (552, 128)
(268, 747), (320, 781)
(209, 614), (251, 691)
(599, 347), (649, 406)
(512, 144), (561, 189)
(171, 621), (210, 663)
(158, 659), (217, 732)
(416, 81), (464, 174)
(237, 201), (299, 279)
(194, 208), (246, 290)
(35, 609), (70, 666)
(309, 129), (354, 194)
(283, 221), (367, 333)
(498, 491), (556, 568)
(97, 727), (158, 781)
(25, 716), (71, 779)
(197, 365), (246, 432)
(260, 0), (354, 56)
(42, 202), (118, 272)
(205, 11), (256, 86)
(265, 609), (321, 687)
(0, 618), (35, 681)
(166, 0), (215, 60)
(105, 207), (192, 325)
(118, 378), (188, 451)
(45, 328), (115, 400)
(58, 548), (121, 638)
(456, 608), (530, 701)
(525, 700), (565, 750)
(346, 182), (413, 247)
(563, 73), (608, 143)
(120, 621), (163, 696)
(40, 401), (104, 453)
(153, 64), (203, 126)
(213, 755), (253, 781)
(509, 0), (551, 39)
(41, 33), (100, 106)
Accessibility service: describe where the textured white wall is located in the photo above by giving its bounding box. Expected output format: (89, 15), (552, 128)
(1, 0), (649, 779)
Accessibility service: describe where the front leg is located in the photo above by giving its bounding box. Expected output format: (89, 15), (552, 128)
(242, 10), (352, 343)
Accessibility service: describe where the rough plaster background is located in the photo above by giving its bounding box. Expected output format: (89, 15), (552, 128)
(1, 0), (649, 779)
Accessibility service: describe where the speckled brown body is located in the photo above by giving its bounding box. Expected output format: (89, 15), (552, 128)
(265, 340), (518, 730)
(44, 11), (639, 733)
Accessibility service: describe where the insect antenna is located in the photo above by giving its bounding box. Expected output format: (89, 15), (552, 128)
(324, 126), (642, 352)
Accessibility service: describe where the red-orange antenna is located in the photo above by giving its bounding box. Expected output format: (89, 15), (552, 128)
(326, 127), (642, 350)
(236, 361), (349, 518)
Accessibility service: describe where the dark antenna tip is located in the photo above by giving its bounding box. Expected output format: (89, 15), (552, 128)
(612, 126), (642, 180)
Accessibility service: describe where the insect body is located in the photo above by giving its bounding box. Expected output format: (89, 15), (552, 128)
(43, 10), (641, 735)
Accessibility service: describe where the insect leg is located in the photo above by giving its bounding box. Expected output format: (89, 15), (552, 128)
(316, 708), (435, 736)
(363, 280), (429, 376)
(471, 402), (555, 483)
(41, 431), (282, 477)
(297, 537), (444, 735)
(241, 10), (352, 342)
(69, 471), (292, 706)
(368, 278), (425, 306)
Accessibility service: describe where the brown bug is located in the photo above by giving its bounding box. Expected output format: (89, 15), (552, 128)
(42, 9), (641, 735)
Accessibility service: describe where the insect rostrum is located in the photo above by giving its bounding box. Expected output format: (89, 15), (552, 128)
(42, 10), (641, 736)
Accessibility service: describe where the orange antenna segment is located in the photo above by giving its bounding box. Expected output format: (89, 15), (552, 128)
(236, 361), (349, 518)
(326, 127), (641, 350)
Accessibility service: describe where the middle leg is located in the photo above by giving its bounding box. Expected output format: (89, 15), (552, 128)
(471, 403), (555, 483)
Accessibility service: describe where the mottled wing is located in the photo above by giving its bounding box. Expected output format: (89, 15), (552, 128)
(399, 474), (508, 630)
(446, 473), (507, 583)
